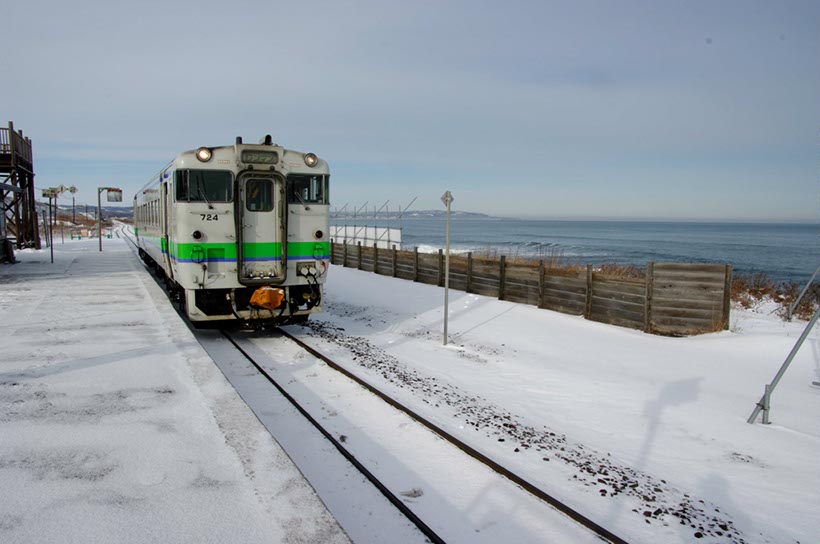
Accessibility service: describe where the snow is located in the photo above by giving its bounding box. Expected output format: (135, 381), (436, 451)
(193, 329), (431, 543)
(220, 332), (605, 543)
(2, 237), (818, 544)
(0, 239), (349, 544)
(280, 265), (819, 544)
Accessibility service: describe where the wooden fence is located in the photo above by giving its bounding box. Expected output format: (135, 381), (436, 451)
(330, 241), (732, 336)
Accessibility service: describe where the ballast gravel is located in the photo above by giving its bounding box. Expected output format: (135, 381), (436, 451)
(302, 318), (748, 544)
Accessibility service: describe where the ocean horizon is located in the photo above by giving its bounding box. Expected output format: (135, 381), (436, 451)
(331, 216), (820, 284)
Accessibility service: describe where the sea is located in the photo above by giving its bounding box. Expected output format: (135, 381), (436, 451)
(346, 218), (819, 285)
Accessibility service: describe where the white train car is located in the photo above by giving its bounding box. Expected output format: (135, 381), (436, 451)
(135, 135), (329, 324)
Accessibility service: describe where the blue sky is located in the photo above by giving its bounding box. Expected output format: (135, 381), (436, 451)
(2, 0), (818, 221)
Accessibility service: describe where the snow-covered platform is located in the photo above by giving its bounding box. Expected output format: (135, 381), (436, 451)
(0, 239), (349, 544)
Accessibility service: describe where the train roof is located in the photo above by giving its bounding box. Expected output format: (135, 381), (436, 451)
(136, 139), (329, 195)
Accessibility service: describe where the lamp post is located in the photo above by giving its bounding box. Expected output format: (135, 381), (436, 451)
(441, 191), (454, 345)
(97, 186), (122, 251)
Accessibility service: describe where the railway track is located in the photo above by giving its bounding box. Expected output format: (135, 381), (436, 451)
(120, 226), (441, 541)
(120, 225), (629, 544)
(220, 330), (447, 544)
(264, 328), (629, 544)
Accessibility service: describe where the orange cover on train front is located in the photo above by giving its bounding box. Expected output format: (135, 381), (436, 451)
(250, 287), (285, 310)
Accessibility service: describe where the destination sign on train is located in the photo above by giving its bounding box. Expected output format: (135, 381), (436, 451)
(241, 150), (279, 164)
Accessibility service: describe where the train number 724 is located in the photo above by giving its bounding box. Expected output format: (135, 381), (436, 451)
(200, 214), (219, 221)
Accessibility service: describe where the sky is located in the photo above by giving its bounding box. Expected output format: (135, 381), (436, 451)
(2, 0), (818, 221)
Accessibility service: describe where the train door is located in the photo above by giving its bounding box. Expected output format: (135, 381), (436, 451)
(161, 179), (174, 279)
(236, 174), (286, 284)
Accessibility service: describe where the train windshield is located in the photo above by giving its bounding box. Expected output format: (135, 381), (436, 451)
(245, 178), (273, 212)
(287, 174), (328, 205)
(175, 170), (233, 202)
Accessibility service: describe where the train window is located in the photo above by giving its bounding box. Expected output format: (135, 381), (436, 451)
(175, 170), (233, 203)
(287, 175), (328, 205)
(245, 179), (273, 212)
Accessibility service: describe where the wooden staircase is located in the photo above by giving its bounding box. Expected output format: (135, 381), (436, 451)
(1, 121), (39, 255)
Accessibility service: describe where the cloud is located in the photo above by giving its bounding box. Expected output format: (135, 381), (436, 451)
(2, 0), (817, 220)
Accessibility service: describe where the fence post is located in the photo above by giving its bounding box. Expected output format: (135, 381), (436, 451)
(498, 255), (507, 300)
(538, 259), (545, 309)
(438, 249), (444, 287)
(373, 243), (379, 274)
(413, 247), (419, 282)
(343, 241), (348, 267)
(357, 242), (363, 270)
(584, 264), (593, 319)
(723, 264), (733, 330)
(466, 252), (473, 293)
(392, 244), (397, 278)
(644, 262), (654, 333)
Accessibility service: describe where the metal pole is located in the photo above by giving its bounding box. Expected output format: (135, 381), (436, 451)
(41, 208), (48, 248)
(444, 202), (451, 345)
(441, 191), (454, 345)
(59, 194), (63, 244)
(72, 195), (76, 224)
(748, 303), (820, 423)
(48, 197), (53, 264)
(98, 188), (103, 251)
(375, 197), (417, 242)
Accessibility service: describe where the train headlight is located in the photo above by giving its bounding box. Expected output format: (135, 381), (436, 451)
(192, 230), (203, 240)
(304, 153), (318, 167)
(196, 147), (212, 162)
(314, 230), (324, 239)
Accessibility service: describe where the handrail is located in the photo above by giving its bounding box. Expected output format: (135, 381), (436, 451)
(0, 126), (33, 163)
(0, 127), (10, 153)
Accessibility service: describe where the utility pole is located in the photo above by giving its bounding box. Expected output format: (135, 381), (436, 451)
(42, 188), (58, 263)
(70, 186), (77, 225)
(48, 197), (53, 263)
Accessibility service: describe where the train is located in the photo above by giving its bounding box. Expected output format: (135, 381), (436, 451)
(134, 135), (329, 324)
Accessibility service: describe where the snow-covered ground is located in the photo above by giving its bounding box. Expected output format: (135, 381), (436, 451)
(0, 240), (349, 544)
(2, 238), (817, 544)
(280, 265), (819, 544)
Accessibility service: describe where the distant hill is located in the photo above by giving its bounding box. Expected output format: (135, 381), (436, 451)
(99, 206), (133, 219)
(53, 204), (133, 220)
(403, 210), (495, 219)
(334, 209), (496, 220)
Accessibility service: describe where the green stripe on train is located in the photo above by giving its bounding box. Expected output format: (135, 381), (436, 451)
(170, 243), (239, 260)
(289, 241), (330, 257)
(167, 241), (329, 260)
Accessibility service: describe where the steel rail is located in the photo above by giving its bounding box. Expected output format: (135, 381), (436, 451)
(121, 225), (627, 543)
(221, 331), (447, 544)
(279, 329), (630, 544)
